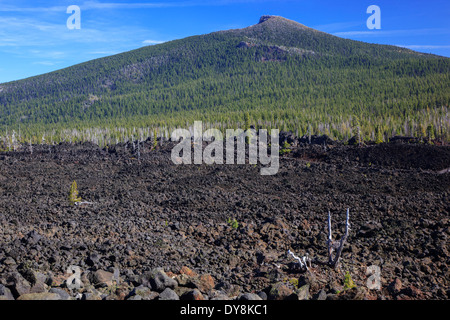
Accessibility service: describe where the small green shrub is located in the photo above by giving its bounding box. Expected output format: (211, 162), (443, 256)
(279, 141), (291, 155)
(227, 217), (239, 229)
(69, 181), (81, 205)
(343, 271), (356, 290)
(287, 278), (299, 289)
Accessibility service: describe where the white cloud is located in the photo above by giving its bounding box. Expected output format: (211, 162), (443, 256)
(396, 45), (450, 50)
(33, 61), (58, 66)
(81, 1), (183, 10)
(88, 50), (120, 55)
(142, 39), (166, 45)
(0, 16), (157, 48)
(334, 28), (450, 38)
(0, 14), (165, 68)
(0, 1), (226, 12)
(312, 21), (362, 33)
(0, 4), (67, 12)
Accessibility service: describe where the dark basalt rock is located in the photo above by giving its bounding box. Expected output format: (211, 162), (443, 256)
(0, 139), (448, 300)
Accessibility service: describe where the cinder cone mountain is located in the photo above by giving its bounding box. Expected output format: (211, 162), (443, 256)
(0, 15), (448, 142)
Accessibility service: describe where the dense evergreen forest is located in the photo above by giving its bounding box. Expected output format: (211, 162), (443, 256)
(0, 16), (449, 148)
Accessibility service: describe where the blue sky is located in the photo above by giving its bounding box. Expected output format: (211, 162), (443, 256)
(0, 0), (449, 83)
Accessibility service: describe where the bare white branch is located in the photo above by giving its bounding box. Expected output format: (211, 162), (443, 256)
(75, 201), (94, 206)
(288, 208), (351, 271)
(329, 208), (350, 268)
(288, 249), (311, 271)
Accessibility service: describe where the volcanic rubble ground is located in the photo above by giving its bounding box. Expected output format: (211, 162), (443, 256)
(0, 135), (449, 300)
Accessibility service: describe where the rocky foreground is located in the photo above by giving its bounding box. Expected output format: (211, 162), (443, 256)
(0, 135), (449, 300)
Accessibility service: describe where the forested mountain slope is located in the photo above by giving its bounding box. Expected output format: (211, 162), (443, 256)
(0, 15), (449, 143)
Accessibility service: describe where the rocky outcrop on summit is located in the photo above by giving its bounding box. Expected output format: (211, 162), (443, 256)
(259, 15), (274, 24)
(257, 15), (309, 29)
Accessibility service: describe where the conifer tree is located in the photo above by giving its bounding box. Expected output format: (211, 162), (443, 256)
(426, 124), (435, 142)
(69, 181), (82, 205)
(375, 125), (384, 144)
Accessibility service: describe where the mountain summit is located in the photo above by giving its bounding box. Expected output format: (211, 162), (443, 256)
(220, 15), (420, 57)
(258, 15), (310, 28)
(259, 15), (277, 23)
